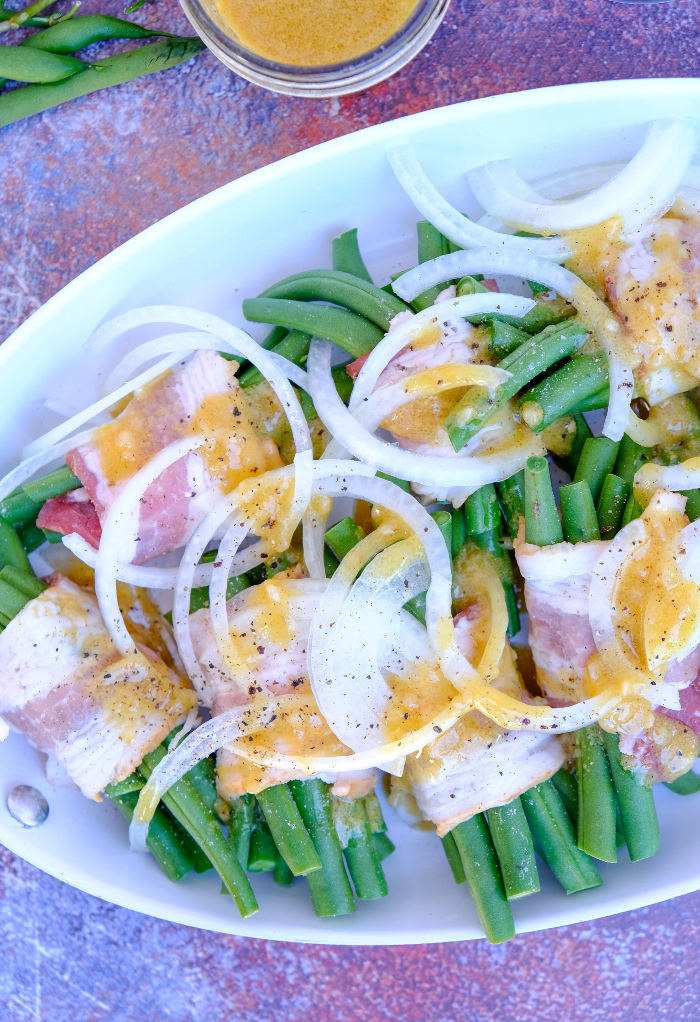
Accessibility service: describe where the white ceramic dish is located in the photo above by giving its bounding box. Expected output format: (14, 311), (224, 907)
(2, 78), (700, 945)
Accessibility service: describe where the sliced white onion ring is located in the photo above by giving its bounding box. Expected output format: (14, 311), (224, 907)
(386, 144), (570, 260)
(0, 428), (97, 506)
(391, 248), (633, 442)
(634, 457), (700, 500)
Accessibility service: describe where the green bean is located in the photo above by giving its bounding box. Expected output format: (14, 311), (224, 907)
(22, 14), (179, 54)
(242, 297), (382, 359)
(596, 474), (630, 539)
(488, 798), (540, 900)
(573, 437), (620, 504)
(288, 778), (355, 917)
(0, 489), (40, 526)
(0, 37), (205, 129)
(332, 228), (373, 283)
(105, 788), (197, 883)
(487, 320), (530, 358)
(466, 302), (576, 335)
(106, 773), (144, 797)
(0, 611), (9, 629)
(412, 221), (455, 310)
(576, 726), (617, 862)
(682, 489), (700, 523)
(570, 386), (609, 413)
(256, 783), (322, 877)
(226, 324), (288, 371)
(324, 547), (340, 578)
(258, 269), (408, 330)
(404, 510), (452, 625)
(238, 329), (311, 388)
(550, 767), (578, 825)
(187, 573), (250, 616)
(274, 858), (294, 885)
(445, 321), (590, 451)
(496, 471), (525, 540)
(464, 484), (499, 536)
(559, 480), (600, 544)
(372, 833), (395, 860)
(456, 275), (490, 297)
(664, 770), (700, 795)
(16, 517), (43, 554)
(519, 352), (608, 433)
(441, 831), (466, 884)
(376, 470), (410, 492)
(363, 789), (387, 834)
(324, 517), (366, 561)
(0, 577), (33, 619)
(565, 412), (593, 478)
(521, 781), (602, 894)
(22, 464), (80, 502)
(470, 529), (521, 637)
(451, 815), (515, 944)
(620, 493), (643, 528)
(332, 795), (388, 900)
(0, 515), (33, 574)
(601, 731), (659, 861)
(247, 815), (279, 872)
(245, 550), (297, 587)
(227, 794), (256, 869)
(138, 747), (258, 917)
(451, 504), (466, 558)
(0, 565), (46, 599)
(524, 456), (563, 547)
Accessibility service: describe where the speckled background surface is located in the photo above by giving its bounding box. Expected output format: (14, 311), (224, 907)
(1, 0), (700, 1018)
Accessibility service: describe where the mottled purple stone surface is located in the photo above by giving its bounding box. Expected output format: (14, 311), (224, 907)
(1, 1), (700, 1018)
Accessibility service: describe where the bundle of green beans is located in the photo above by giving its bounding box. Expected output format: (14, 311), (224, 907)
(0, 6), (205, 128)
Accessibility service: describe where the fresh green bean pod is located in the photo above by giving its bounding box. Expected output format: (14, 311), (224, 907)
(664, 770), (700, 795)
(105, 788), (197, 883)
(257, 269), (408, 330)
(550, 767), (578, 825)
(372, 833), (395, 860)
(187, 572), (250, 616)
(22, 464), (80, 502)
(451, 815), (515, 944)
(576, 726), (617, 863)
(0, 45), (86, 83)
(404, 510), (452, 625)
(681, 489), (700, 523)
(0, 515), (33, 574)
(288, 778), (355, 917)
(446, 321), (590, 451)
(332, 795), (388, 900)
(559, 480), (600, 544)
(0, 37), (205, 130)
(488, 798), (540, 900)
(621, 493), (643, 528)
(519, 351), (608, 433)
(614, 435), (646, 487)
(451, 505), (466, 558)
(456, 275), (490, 297)
(521, 781), (602, 894)
(470, 529), (520, 637)
(0, 565), (46, 599)
(601, 731), (659, 861)
(256, 783), (322, 877)
(569, 387), (609, 413)
(441, 831), (466, 884)
(496, 471), (525, 540)
(16, 519), (44, 554)
(22, 14), (181, 54)
(332, 228), (373, 283)
(238, 329), (311, 388)
(363, 790), (388, 834)
(412, 221), (454, 310)
(565, 412), (593, 478)
(324, 517), (366, 561)
(376, 471), (410, 492)
(464, 484), (499, 535)
(274, 858), (294, 885)
(486, 320), (530, 358)
(247, 815), (279, 872)
(596, 474), (630, 538)
(242, 297), (383, 359)
(227, 794), (256, 869)
(524, 456), (563, 547)
(573, 437), (620, 504)
(0, 489), (40, 526)
(466, 302), (576, 335)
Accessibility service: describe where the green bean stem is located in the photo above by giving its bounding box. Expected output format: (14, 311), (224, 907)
(466, 302), (576, 336)
(524, 456), (563, 547)
(596, 474), (630, 538)
(559, 480), (600, 544)
(451, 815), (515, 944)
(601, 731), (659, 861)
(332, 795), (388, 900)
(256, 783), (322, 877)
(332, 228), (373, 284)
(488, 797), (540, 900)
(288, 779), (355, 917)
(573, 437), (621, 504)
(446, 321), (590, 451)
(576, 726), (617, 863)
(519, 352), (608, 433)
(521, 781), (602, 894)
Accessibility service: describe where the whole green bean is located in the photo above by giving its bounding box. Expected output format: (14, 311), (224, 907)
(451, 815), (515, 944)
(0, 44), (85, 83)
(573, 437), (620, 504)
(256, 783), (322, 877)
(524, 456), (563, 547)
(257, 269), (408, 330)
(242, 297), (382, 359)
(464, 484), (499, 536)
(226, 324), (288, 372)
(596, 474), (630, 538)
(470, 529), (520, 637)
(412, 221), (454, 310)
(451, 504), (466, 558)
(496, 471), (525, 540)
(0, 515), (33, 574)
(601, 731), (659, 861)
(238, 329), (311, 389)
(22, 464), (80, 502)
(576, 726), (617, 863)
(519, 351), (607, 433)
(106, 788), (197, 883)
(441, 831), (466, 884)
(559, 480), (600, 544)
(487, 320), (530, 358)
(0, 565), (46, 599)
(682, 489), (700, 523)
(288, 778), (355, 917)
(227, 794), (256, 869)
(22, 14), (180, 53)
(332, 228), (373, 284)
(0, 36), (205, 129)
(664, 770), (700, 795)
(332, 795), (388, 900)
(569, 386), (609, 413)
(0, 488), (40, 525)
(372, 833), (395, 861)
(466, 302), (576, 335)
(247, 816), (279, 872)
(404, 510), (452, 624)
(17, 519), (44, 554)
(274, 858), (294, 885)
(613, 435), (645, 487)
(376, 470), (411, 492)
(565, 412), (593, 478)
(324, 516), (366, 561)
(620, 493), (643, 528)
(550, 767), (578, 825)
(324, 546), (340, 578)
(521, 781), (602, 894)
(445, 321), (590, 451)
(488, 798), (540, 900)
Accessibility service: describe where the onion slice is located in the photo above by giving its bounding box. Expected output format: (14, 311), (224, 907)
(386, 144), (570, 260)
(391, 248), (633, 442)
(0, 428), (97, 506)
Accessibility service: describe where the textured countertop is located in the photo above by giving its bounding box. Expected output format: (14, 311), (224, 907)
(2, 1), (700, 1019)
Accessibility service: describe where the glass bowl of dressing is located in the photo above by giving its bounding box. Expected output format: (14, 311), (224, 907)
(180, 0), (451, 96)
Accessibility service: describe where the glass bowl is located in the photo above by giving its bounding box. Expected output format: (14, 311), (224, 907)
(180, 0), (452, 97)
